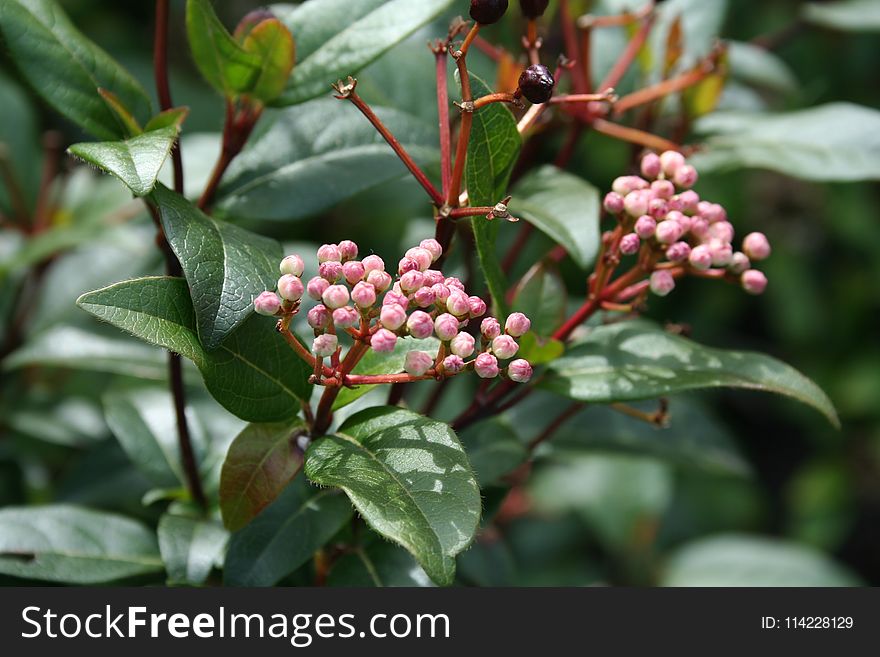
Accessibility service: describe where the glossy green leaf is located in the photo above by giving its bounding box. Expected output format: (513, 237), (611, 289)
(68, 126), (180, 197)
(662, 534), (862, 586)
(158, 514), (228, 585)
(727, 41), (797, 95)
(691, 103), (880, 181)
(511, 262), (567, 337)
(0, 0), (152, 139)
(510, 166), (601, 270)
(76, 276), (312, 422)
(540, 321), (839, 427)
(333, 336), (439, 410)
(305, 406), (481, 586)
(185, 0), (262, 97)
(273, 0), (454, 106)
(0, 70), (41, 215)
(5, 398), (106, 448)
(516, 332), (565, 366)
(145, 107), (191, 133)
(460, 418), (527, 487)
(465, 73), (522, 314)
(220, 421), (306, 531)
(224, 477), (353, 586)
(802, 0), (880, 32)
(240, 18), (296, 103)
(153, 186), (282, 349)
(328, 539), (433, 587)
(217, 99), (438, 221)
(0, 505), (162, 584)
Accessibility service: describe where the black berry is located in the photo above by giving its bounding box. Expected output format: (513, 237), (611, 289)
(518, 0), (549, 19)
(469, 0), (508, 25)
(518, 64), (554, 104)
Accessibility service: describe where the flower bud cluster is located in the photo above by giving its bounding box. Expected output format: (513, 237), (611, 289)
(255, 238), (533, 384)
(603, 151), (771, 298)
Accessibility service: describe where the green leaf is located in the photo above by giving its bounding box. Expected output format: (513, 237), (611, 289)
(802, 0), (880, 32)
(273, 0), (454, 106)
(540, 320), (840, 427)
(240, 18), (296, 103)
(145, 107), (191, 133)
(510, 166), (601, 270)
(219, 421), (306, 531)
(0, 70), (42, 215)
(460, 418), (527, 487)
(68, 126), (180, 197)
(153, 186), (282, 349)
(690, 103), (880, 181)
(304, 406), (481, 586)
(727, 41), (797, 95)
(76, 276), (312, 422)
(5, 398), (106, 448)
(0, 505), (162, 584)
(465, 73), (522, 314)
(0, 0), (152, 139)
(662, 534), (862, 586)
(333, 336), (439, 410)
(328, 539), (433, 587)
(516, 332), (565, 365)
(158, 514), (228, 586)
(649, 0), (728, 77)
(224, 477), (353, 586)
(185, 0), (262, 97)
(217, 99), (438, 221)
(511, 262), (567, 337)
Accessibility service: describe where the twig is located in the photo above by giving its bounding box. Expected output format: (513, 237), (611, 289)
(528, 403), (584, 451)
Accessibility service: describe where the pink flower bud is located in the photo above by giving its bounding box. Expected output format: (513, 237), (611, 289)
(690, 217), (710, 239)
(319, 260), (343, 282)
(666, 195), (685, 212)
(419, 238), (443, 262)
(698, 202), (726, 224)
(407, 310), (435, 339)
(337, 240), (358, 262)
(254, 291), (281, 316)
(508, 359), (533, 383)
(468, 295), (487, 318)
(676, 213), (694, 234)
(342, 260), (365, 285)
(708, 221), (734, 243)
(742, 232), (771, 261)
(434, 313), (460, 341)
(279, 254), (304, 277)
(650, 179), (675, 200)
(688, 244), (713, 270)
(404, 350), (434, 376)
(640, 152), (661, 179)
(728, 251), (751, 275)
(332, 306), (359, 329)
(307, 276), (329, 301)
(620, 233), (640, 255)
(399, 269), (425, 293)
(442, 355), (465, 374)
(366, 269), (393, 292)
(379, 303), (407, 330)
(398, 257), (420, 275)
(383, 290), (409, 309)
(317, 243), (341, 263)
(446, 291), (470, 317)
(741, 269), (768, 295)
(673, 164), (698, 189)
(444, 277), (465, 292)
(660, 150), (686, 177)
(370, 328), (398, 352)
(307, 304), (331, 329)
(655, 220), (682, 245)
(362, 254), (385, 273)
(322, 284), (350, 309)
(312, 333), (338, 357)
(474, 353), (500, 379)
(708, 239), (733, 267)
(450, 331), (476, 358)
(624, 190), (650, 217)
(677, 190), (700, 213)
(649, 270), (676, 296)
(277, 274), (304, 302)
(612, 175), (648, 195)
(431, 283), (451, 303)
(481, 317), (502, 340)
(413, 286), (437, 308)
(351, 281), (377, 308)
(603, 191), (625, 214)
(665, 241), (691, 263)
(492, 334), (519, 359)
(635, 215), (657, 239)
(405, 247), (433, 272)
(423, 269), (444, 286)
(648, 198), (669, 219)
(505, 312), (531, 337)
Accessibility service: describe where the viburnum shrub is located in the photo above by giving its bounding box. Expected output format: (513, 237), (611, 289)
(2, 0), (862, 588)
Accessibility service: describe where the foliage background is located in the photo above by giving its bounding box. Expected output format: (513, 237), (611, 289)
(0, 0), (878, 586)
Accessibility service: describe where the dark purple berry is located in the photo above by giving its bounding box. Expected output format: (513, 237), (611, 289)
(518, 0), (549, 19)
(518, 64), (554, 104)
(469, 0), (508, 25)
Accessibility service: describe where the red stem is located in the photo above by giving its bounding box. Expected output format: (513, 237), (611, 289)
(597, 14), (656, 92)
(154, 0), (184, 196)
(435, 49), (452, 199)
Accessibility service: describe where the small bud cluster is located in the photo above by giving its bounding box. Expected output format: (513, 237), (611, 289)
(603, 151), (771, 298)
(255, 238), (533, 385)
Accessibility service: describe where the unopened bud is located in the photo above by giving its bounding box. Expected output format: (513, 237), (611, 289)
(688, 244), (713, 270)
(708, 239), (733, 267)
(362, 254), (385, 273)
(434, 313), (460, 341)
(446, 291), (471, 317)
(322, 284), (350, 309)
(708, 221), (734, 243)
(742, 232), (771, 261)
(337, 240), (358, 262)
(655, 220), (682, 245)
(507, 358), (533, 383)
(677, 190), (700, 213)
(423, 269), (444, 286)
(474, 353), (500, 379)
(370, 328), (398, 353)
(660, 150), (686, 178)
(277, 274), (304, 302)
(399, 269), (426, 293)
(635, 215), (657, 239)
(312, 333), (338, 357)
(492, 334), (519, 359)
(673, 164), (698, 189)
(254, 291), (282, 316)
(481, 317), (502, 340)
(379, 303), (407, 330)
(317, 243), (342, 263)
(279, 254), (304, 277)
(405, 247), (434, 272)
(612, 175), (649, 196)
(649, 270), (676, 296)
(665, 241), (691, 263)
(319, 260), (343, 282)
(603, 192), (625, 214)
(728, 251), (751, 275)
(468, 296), (487, 318)
(505, 312), (531, 337)
(444, 277), (465, 292)
(413, 286), (437, 308)
(398, 257), (420, 275)
(419, 238), (443, 262)
(307, 276), (329, 301)
(620, 233), (641, 255)
(366, 269), (392, 293)
(333, 306), (359, 329)
(307, 304), (331, 329)
(351, 281), (377, 308)
(404, 350), (434, 376)
(442, 354), (466, 374)
(640, 152), (662, 179)
(624, 190), (650, 218)
(407, 310), (435, 339)
(450, 331), (476, 358)
(741, 269), (768, 295)
(383, 290), (409, 309)
(342, 260), (366, 285)
(650, 179), (675, 200)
